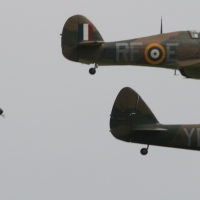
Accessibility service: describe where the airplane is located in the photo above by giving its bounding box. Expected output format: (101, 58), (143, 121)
(0, 108), (4, 117)
(110, 87), (200, 155)
(61, 15), (200, 79)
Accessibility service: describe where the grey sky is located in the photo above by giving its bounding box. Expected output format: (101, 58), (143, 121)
(0, 0), (200, 199)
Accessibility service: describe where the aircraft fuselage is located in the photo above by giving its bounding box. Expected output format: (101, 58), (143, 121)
(62, 15), (200, 78)
(79, 31), (200, 69)
(131, 125), (200, 151)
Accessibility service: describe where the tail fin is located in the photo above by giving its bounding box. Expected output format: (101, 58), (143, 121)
(61, 15), (104, 62)
(110, 87), (158, 141)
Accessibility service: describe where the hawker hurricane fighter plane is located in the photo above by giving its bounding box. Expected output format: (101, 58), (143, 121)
(110, 87), (200, 155)
(61, 15), (200, 79)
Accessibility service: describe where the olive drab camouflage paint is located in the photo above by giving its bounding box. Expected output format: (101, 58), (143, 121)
(61, 15), (200, 78)
(110, 87), (200, 155)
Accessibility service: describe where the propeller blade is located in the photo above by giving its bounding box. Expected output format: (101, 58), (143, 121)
(1, 114), (5, 118)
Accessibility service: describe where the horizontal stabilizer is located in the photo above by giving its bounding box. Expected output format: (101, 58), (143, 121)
(131, 127), (167, 131)
(78, 40), (104, 46)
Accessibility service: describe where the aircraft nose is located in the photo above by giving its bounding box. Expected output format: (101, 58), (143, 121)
(0, 108), (4, 115)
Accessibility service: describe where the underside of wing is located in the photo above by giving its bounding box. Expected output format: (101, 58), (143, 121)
(180, 66), (200, 79)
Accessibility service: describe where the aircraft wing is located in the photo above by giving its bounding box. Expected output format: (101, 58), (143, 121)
(179, 65), (200, 79)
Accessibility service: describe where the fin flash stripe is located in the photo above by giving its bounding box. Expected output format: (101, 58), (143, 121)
(145, 43), (166, 65)
(78, 24), (93, 42)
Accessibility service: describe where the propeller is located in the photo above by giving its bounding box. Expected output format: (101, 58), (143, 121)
(0, 108), (5, 118)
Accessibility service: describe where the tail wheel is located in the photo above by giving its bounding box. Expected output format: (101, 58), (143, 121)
(140, 148), (148, 155)
(89, 68), (96, 75)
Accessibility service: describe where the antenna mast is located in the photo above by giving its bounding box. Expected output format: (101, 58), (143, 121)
(160, 17), (163, 34)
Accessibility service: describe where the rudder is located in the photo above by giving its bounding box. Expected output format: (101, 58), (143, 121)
(110, 87), (158, 141)
(61, 15), (104, 62)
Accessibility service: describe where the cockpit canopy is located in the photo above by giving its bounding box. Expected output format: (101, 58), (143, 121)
(189, 30), (200, 39)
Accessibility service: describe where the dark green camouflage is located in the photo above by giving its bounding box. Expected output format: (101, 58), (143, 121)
(110, 87), (200, 153)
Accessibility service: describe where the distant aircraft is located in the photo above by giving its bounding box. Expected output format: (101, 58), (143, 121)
(61, 15), (200, 79)
(0, 108), (4, 116)
(110, 87), (200, 155)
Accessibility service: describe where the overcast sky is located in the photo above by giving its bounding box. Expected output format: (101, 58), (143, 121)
(0, 0), (200, 199)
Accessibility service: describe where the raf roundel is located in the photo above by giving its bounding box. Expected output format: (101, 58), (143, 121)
(145, 43), (166, 65)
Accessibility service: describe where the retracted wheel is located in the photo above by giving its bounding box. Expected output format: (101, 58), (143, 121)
(89, 68), (96, 75)
(140, 148), (148, 155)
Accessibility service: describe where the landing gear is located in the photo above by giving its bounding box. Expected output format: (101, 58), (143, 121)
(89, 63), (98, 75)
(140, 144), (149, 155)
(89, 68), (96, 75)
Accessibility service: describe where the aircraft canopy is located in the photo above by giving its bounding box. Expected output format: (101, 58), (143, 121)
(189, 30), (200, 38)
